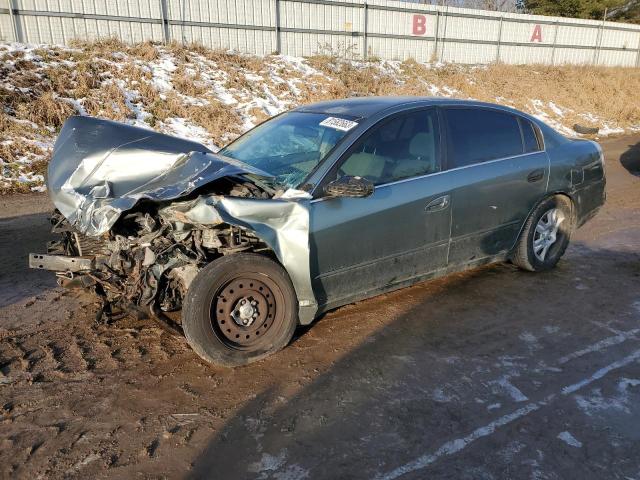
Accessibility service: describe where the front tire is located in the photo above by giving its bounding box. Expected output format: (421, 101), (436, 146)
(182, 253), (298, 367)
(511, 195), (574, 272)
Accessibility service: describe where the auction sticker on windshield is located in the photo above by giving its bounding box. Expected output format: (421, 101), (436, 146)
(319, 117), (359, 132)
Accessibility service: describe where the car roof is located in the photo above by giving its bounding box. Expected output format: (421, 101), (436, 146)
(292, 96), (517, 119)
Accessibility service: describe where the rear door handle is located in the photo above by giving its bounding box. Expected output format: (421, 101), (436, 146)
(425, 195), (450, 213)
(527, 169), (545, 183)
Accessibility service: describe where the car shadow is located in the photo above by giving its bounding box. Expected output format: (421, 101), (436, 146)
(185, 241), (640, 480)
(620, 141), (640, 176)
(0, 212), (57, 307)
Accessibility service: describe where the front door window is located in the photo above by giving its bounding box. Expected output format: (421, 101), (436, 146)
(334, 109), (441, 186)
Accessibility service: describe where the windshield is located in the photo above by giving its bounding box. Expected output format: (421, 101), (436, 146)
(219, 112), (357, 189)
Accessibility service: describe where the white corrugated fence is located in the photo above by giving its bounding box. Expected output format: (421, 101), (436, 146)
(1, 0), (639, 66)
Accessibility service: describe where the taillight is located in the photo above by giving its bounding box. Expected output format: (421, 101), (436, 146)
(594, 141), (605, 166)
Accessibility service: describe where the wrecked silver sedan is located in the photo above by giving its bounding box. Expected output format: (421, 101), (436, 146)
(30, 97), (606, 366)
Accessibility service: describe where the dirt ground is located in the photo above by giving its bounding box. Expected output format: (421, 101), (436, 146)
(1, 135), (640, 480)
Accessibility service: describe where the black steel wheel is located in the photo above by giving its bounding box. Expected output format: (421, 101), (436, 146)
(212, 274), (283, 349)
(182, 253), (298, 367)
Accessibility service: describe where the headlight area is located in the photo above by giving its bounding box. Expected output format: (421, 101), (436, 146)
(30, 206), (274, 332)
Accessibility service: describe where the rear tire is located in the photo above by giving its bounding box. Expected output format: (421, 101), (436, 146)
(511, 195), (574, 272)
(182, 253), (298, 367)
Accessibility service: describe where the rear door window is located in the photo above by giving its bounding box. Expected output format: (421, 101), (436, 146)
(519, 118), (542, 153)
(444, 108), (524, 168)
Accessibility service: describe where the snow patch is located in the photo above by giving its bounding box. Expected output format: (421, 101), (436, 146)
(530, 99), (575, 136)
(491, 376), (529, 402)
(548, 101), (565, 117)
(557, 431), (582, 447)
(574, 377), (640, 416)
(378, 349), (640, 480)
(163, 117), (218, 150)
(431, 387), (457, 403)
(248, 450), (309, 480)
(149, 55), (177, 92)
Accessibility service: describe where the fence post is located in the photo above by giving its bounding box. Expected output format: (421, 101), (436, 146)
(594, 17), (605, 65)
(159, 0), (170, 44)
(496, 16), (503, 63)
(275, 0), (281, 54)
(433, 10), (440, 62)
(440, 6), (449, 62)
(362, 2), (368, 60)
(8, 0), (22, 43)
(550, 21), (559, 65)
(636, 35), (640, 67)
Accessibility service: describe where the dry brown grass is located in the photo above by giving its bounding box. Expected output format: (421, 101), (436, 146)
(71, 62), (103, 97)
(2, 39), (640, 193)
(0, 178), (32, 194)
(69, 37), (128, 57)
(140, 90), (178, 125)
(401, 62), (640, 128)
(0, 112), (48, 193)
(298, 55), (640, 129)
(187, 100), (241, 141)
(204, 48), (264, 71)
(135, 79), (161, 107)
(32, 47), (76, 63)
(128, 41), (160, 61)
(224, 69), (255, 91)
(15, 91), (76, 128)
(167, 41), (193, 63)
(248, 106), (270, 124)
(141, 89), (240, 143)
(172, 65), (208, 97)
(82, 82), (134, 121)
(120, 62), (152, 83)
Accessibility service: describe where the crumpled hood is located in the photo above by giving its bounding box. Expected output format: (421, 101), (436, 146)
(48, 116), (273, 236)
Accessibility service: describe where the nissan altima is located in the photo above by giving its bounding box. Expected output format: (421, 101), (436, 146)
(30, 97), (606, 366)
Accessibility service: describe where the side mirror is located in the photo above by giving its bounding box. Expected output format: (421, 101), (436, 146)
(324, 176), (374, 198)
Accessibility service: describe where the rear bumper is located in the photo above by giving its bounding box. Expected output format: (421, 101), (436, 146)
(29, 253), (94, 272)
(574, 178), (606, 228)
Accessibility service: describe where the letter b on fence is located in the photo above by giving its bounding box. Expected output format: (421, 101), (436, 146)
(413, 15), (427, 36)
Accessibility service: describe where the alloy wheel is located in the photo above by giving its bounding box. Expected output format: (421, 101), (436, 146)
(533, 208), (565, 261)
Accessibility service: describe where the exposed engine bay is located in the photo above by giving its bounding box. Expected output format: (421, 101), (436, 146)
(42, 177), (275, 329)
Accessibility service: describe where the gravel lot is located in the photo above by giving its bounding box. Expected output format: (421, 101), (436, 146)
(1, 134), (639, 480)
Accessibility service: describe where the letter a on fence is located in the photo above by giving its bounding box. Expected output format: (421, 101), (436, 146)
(413, 15), (427, 36)
(531, 24), (543, 42)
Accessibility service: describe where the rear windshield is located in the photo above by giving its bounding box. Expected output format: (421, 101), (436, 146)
(219, 112), (357, 188)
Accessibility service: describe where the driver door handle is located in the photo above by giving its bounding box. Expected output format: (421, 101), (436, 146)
(425, 195), (450, 213)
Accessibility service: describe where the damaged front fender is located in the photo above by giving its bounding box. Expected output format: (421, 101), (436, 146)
(159, 195), (317, 324)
